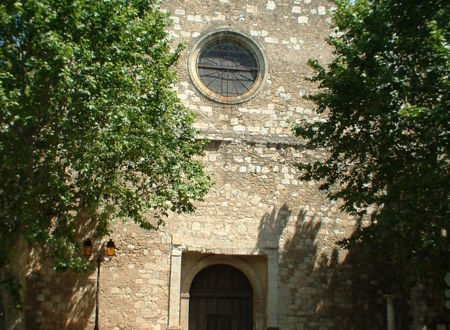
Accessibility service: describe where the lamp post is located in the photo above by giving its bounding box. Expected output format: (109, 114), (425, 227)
(382, 294), (396, 330)
(83, 238), (116, 330)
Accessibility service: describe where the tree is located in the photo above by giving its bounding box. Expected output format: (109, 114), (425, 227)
(0, 0), (210, 276)
(295, 0), (449, 296)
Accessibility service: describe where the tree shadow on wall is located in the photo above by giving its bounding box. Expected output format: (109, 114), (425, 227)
(24, 266), (96, 330)
(26, 215), (102, 329)
(0, 215), (100, 330)
(254, 204), (292, 252)
(255, 205), (387, 330)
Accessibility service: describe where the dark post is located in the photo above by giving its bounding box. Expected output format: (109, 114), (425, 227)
(83, 238), (115, 330)
(94, 255), (101, 330)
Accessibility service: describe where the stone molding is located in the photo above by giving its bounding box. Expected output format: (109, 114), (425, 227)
(180, 254), (266, 330)
(188, 28), (268, 104)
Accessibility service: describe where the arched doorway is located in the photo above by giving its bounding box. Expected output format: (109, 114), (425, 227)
(189, 264), (253, 330)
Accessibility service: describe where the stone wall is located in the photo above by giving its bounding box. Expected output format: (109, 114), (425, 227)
(6, 1), (397, 329)
(160, 0), (366, 328)
(20, 226), (172, 330)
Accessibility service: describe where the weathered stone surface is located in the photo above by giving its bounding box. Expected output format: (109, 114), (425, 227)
(13, 1), (431, 329)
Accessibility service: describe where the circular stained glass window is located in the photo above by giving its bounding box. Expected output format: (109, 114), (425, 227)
(198, 41), (258, 97)
(188, 30), (267, 104)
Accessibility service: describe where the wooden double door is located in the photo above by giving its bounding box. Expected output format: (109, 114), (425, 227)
(189, 264), (253, 330)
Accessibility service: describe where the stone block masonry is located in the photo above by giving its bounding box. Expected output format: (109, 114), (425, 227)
(14, 1), (395, 329)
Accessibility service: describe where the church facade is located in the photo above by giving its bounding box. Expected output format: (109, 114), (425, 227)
(8, 1), (438, 329)
(151, 1), (353, 328)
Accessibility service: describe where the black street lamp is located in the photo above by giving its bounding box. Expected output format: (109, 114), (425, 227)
(83, 238), (116, 330)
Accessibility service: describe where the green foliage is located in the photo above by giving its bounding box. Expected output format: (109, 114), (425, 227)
(0, 0), (210, 272)
(295, 0), (449, 288)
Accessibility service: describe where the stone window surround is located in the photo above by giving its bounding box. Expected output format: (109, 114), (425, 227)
(188, 28), (268, 105)
(167, 248), (280, 330)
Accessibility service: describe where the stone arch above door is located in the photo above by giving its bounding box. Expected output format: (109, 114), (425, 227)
(180, 254), (266, 330)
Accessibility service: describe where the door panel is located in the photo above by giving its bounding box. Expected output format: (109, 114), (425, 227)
(189, 264), (253, 330)
(207, 314), (231, 330)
